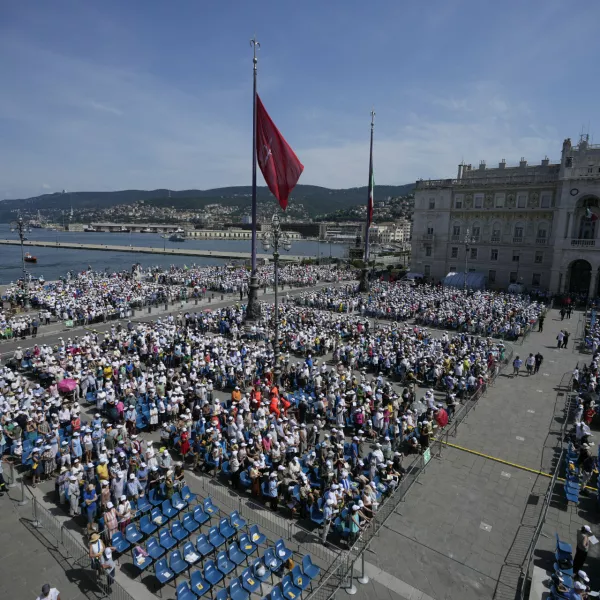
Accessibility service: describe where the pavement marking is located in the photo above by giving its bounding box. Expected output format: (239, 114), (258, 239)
(358, 560), (436, 600)
(501, 471), (512, 479)
(516, 436), (525, 441)
(537, 390), (544, 393)
(543, 373), (550, 376)
(480, 522), (492, 532)
(549, 360), (556, 363)
(527, 409), (536, 414)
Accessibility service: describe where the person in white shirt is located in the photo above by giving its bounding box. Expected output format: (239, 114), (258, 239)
(36, 583), (60, 600)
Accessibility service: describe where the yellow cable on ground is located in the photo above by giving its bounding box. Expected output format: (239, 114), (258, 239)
(440, 440), (598, 492)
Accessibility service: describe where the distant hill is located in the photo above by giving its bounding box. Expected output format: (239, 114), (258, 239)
(0, 183), (415, 221)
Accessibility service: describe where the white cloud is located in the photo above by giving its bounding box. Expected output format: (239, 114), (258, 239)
(41, 183), (51, 189)
(89, 101), (123, 116)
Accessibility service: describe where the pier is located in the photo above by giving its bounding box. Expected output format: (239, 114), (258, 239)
(0, 239), (308, 262)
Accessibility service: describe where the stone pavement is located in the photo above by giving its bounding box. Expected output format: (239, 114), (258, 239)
(351, 308), (583, 600)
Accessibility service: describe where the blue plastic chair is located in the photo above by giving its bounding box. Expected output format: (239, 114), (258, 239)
(162, 499), (179, 519)
(169, 549), (188, 575)
(252, 558), (272, 585)
(172, 520), (189, 543)
(182, 541), (201, 566)
(159, 529), (178, 551)
(214, 590), (228, 600)
(146, 537), (166, 560)
(172, 491), (188, 511)
(148, 488), (162, 507)
(181, 485), (197, 505)
(176, 581), (196, 600)
(239, 470), (252, 489)
(203, 497), (218, 516)
(292, 564), (310, 591)
(228, 541), (246, 566)
(137, 495), (152, 514)
(241, 567), (261, 595)
(229, 510), (246, 530)
(151, 506), (168, 526)
(125, 523), (144, 545)
(193, 505), (210, 526)
(249, 524), (267, 546)
(216, 550), (236, 576)
(302, 555), (321, 580)
(190, 569), (212, 598)
(133, 547), (153, 575)
(140, 514), (158, 536)
(111, 531), (131, 554)
(263, 548), (282, 572)
(219, 517), (236, 540)
(195, 533), (215, 558)
(275, 539), (293, 562)
(208, 526), (226, 550)
(229, 577), (250, 600)
(154, 558), (175, 586)
(238, 533), (257, 557)
(282, 573), (302, 600)
(270, 585), (285, 600)
(182, 512), (200, 534)
(203, 559), (224, 586)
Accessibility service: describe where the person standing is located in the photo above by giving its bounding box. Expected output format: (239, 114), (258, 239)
(573, 525), (591, 573)
(525, 354), (535, 376)
(534, 352), (544, 374)
(557, 330), (564, 348)
(512, 356), (523, 377)
(538, 314), (545, 332)
(36, 584), (60, 600)
(562, 331), (570, 349)
(100, 547), (116, 594)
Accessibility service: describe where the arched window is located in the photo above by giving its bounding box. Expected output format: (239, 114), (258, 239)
(471, 220), (482, 241)
(491, 221), (502, 242)
(514, 221), (525, 241)
(451, 220), (462, 240)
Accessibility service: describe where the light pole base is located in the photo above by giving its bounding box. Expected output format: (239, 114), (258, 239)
(245, 274), (262, 322)
(358, 268), (370, 292)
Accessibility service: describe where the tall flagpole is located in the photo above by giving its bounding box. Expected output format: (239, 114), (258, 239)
(246, 35), (261, 321)
(359, 108), (375, 292)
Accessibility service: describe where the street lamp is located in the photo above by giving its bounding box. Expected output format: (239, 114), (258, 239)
(463, 228), (476, 291)
(10, 214), (29, 307)
(261, 213), (292, 386)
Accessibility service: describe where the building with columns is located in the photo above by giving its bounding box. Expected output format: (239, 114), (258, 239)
(411, 135), (600, 296)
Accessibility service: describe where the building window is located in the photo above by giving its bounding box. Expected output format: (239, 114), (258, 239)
(512, 251), (520, 262)
(490, 248), (498, 261)
(451, 247), (458, 258)
(474, 194), (484, 208)
(452, 225), (461, 236)
(428, 198), (435, 210)
(425, 246), (432, 257)
(455, 195), (463, 208)
(495, 193), (505, 208)
(517, 194), (527, 208)
(470, 248), (478, 259)
(469, 268), (476, 273)
(424, 265), (431, 276)
(449, 265), (456, 272)
(491, 227), (501, 242)
(509, 272), (517, 283)
(537, 227), (547, 239)
(540, 193), (551, 208)
(472, 226), (481, 240)
(426, 226), (434, 235)
(488, 270), (496, 283)
(514, 226), (523, 239)
(532, 273), (541, 286)
(535, 250), (543, 264)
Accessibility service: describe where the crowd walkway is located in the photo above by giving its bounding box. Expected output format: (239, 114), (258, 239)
(352, 308), (583, 600)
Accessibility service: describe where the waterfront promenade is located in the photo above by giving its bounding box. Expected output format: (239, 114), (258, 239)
(0, 239), (308, 262)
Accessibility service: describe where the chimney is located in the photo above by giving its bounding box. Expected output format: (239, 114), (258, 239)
(519, 157), (527, 168)
(541, 156), (549, 166)
(499, 159), (506, 169)
(479, 160), (486, 171)
(457, 163), (463, 180)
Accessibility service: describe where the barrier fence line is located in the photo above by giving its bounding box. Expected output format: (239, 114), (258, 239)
(517, 372), (575, 600)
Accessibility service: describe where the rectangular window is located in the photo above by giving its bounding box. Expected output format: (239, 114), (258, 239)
(532, 273), (541, 286)
(426, 226), (434, 235)
(509, 271), (517, 283)
(474, 194), (484, 208)
(455, 195), (463, 209)
(517, 194), (527, 208)
(490, 248), (498, 261)
(452, 225), (461, 236)
(512, 251), (520, 262)
(540, 193), (551, 208)
(535, 250), (543, 264)
(491, 228), (501, 242)
(514, 226), (523, 239)
(470, 248), (478, 259)
(472, 226), (480, 240)
(537, 227), (547, 239)
(425, 246), (432, 257)
(495, 193), (505, 208)
(488, 270), (496, 283)
(428, 198), (435, 210)
(424, 265), (431, 276)
(469, 268), (476, 273)
(451, 247), (458, 258)
(449, 265), (456, 272)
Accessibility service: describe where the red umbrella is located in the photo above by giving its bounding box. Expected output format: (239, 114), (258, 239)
(58, 378), (78, 393)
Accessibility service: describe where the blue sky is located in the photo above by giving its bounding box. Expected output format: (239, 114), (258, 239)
(1, 0), (599, 199)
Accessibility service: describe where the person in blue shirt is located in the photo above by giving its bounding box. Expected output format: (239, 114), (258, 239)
(83, 483), (98, 534)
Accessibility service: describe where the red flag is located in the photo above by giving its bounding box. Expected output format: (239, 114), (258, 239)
(256, 94), (304, 210)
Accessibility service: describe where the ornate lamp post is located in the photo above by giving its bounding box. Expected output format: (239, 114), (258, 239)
(463, 228), (476, 291)
(10, 214), (29, 307)
(261, 213), (292, 386)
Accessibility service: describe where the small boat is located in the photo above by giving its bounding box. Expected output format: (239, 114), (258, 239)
(84, 226), (97, 232)
(168, 233), (185, 242)
(119, 226), (131, 233)
(24, 253), (37, 263)
(142, 227), (153, 233)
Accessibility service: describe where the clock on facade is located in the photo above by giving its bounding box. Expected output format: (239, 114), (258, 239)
(570, 188), (579, 196)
